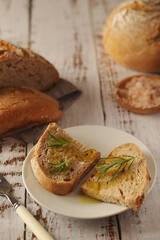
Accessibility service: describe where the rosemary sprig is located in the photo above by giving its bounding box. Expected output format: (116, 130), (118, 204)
(48, 158), (73, 180)
(95, 155), (136, 181)
(47, 131), (71, 147)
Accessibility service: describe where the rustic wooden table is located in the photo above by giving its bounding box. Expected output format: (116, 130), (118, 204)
(0, 0), (159, 239)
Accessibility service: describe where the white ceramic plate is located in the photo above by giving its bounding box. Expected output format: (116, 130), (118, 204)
(22, 125), (157, 219)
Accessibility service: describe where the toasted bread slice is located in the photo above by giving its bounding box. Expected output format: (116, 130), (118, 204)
(0, 40), (59, 91)
(31, 123), (100, 195)
(81, 143), (151, 210)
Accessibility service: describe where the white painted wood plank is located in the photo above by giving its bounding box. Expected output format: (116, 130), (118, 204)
(0, 137), (26, 240)
(30, 0), (104, 127)
(90, 0), (160, 239)
(89, 0), (139, 131)
(0, 0), (29, 47)
(0, 0), (29, 239)
(25, 0), (119, 239)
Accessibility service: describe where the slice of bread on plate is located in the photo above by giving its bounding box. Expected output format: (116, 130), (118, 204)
(81, 143), (151, 210)
(31, 123), (100, 195)
(0, 87), (62, 137)
(0, 40), (59, 91)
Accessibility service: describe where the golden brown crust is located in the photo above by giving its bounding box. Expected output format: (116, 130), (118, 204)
(0, 87), (62, 137)
(31, 156), (74, 195)
(103, 0), (160, 73)
(115, 75), (160, 114)
(0, 40), (59, 91)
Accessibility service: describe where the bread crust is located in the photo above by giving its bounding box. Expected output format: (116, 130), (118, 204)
(115, 75), (160, 114)
(0, 40), (59, 91)
(81, 143), (151, 210)
(31, 123), (100, 195)
(103, 0), (160, 73)
(108, 143), (151, 210)
(0, 87), (62, 137)
(31, 151), (100, 195)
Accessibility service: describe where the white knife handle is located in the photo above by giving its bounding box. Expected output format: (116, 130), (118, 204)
(16, 205), (54, 240)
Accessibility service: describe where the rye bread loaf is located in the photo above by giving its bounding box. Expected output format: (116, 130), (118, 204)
(0, 87), (62, 137)
(0, 40), (59, 91)
(103, 0), (160, 73)
(31, 123), (100, 195)
(81, 143), (151, 210)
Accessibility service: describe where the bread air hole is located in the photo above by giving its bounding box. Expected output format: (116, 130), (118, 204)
(119, 188), (125, 199)
(7, 63), (11, 67)
(64, 177), (71, 182)
(0, 50), (6, 55)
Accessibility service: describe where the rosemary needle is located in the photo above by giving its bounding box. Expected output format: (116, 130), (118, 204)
(48, 158), (73, 180)
(95, 155), (136, 181)
(47, 131), (72, 147)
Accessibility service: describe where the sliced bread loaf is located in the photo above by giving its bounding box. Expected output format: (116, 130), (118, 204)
(0, 87), (62, 137)
(81, 143), (151, 210)
(0, 40), (59, 91)
(31, 123), (100, 195)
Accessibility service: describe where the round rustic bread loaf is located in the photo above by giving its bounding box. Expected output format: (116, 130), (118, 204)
(103, 0), (160, 73)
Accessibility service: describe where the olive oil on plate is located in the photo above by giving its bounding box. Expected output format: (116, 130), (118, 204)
(78, 189), (101, 204)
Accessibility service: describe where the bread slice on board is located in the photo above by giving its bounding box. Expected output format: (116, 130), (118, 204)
(31, 123), (100, 195)
(0, 87), (62, 137)
(0, 40), (59, 91)
(81, 143), (151, 210)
